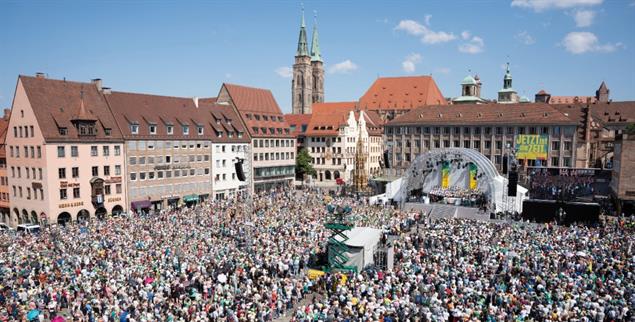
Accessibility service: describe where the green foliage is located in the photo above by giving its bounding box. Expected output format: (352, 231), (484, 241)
(295, 148), (316, 178)
(625, 123), (635, 135)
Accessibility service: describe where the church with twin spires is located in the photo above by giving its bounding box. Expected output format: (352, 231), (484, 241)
(291, 10), (324, 115)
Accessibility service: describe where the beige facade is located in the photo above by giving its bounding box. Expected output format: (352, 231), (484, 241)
(385, 124), (578, 176)
(306, 111), (382, 186)
(251, 137), (295, 191)
(126, 140), (211, 212)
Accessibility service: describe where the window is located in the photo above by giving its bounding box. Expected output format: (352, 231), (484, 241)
(129, 157), (136, 165)
(131, 124), (139, 134)
(72, 167), (79, 178)
(182, 125), (189, 135)
(139, 157), (145, 164)
(104, 185), (111, 195)
(115, 165), (121, 175)
(73, 187), (80, 199)
(551, 157), (559, 166)
(552, 141), (560, 150)
(130, 173), (137, 181)
(92, 166), (98, 177)
(116, 184), (122, 194)
(157, 171), (163, 179)
(105, 128), (112, 136)
(104, 166), (110, 176)
(496, 141), (503, 150)
(60, 189), (67, 200)
(58, 168), (66, 179)
(149, 125), (157, 134)
(103, 146), (110, 156)
(57, 146), (65, 158)
(167, 125), (173, 135)
(114, 145), (121, 156)
(139, 172), (146, 180)
(474, 127), (481, 135)
(463, 140), (470, 148)
(70, 146), (78, 157)
(148, 172), (155, 180)
(197, 126), (204, 135)
(474, 140), (481, 149)
(496, 127), (503, 135)
(563, 157), (571, 167)
(59, 127), (68, 136)
(564, 141), (572, 151)
(29, 146), (34, 158)
(38, 168), (42, 180)
(91, 146), (98, 156)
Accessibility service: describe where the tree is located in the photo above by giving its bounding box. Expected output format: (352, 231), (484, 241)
(295, 148), (316, 180)
(625, 123), (635, 135)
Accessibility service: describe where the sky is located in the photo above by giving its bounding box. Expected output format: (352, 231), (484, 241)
(1, 0), (634, 113)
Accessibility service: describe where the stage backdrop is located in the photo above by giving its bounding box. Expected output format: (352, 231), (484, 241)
(515, 134), (548, 160)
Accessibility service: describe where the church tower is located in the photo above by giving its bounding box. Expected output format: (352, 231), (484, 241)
(292, 9), (313, 115)
(596, 81), (609, 103)
(497, 62), (519, 104)
(310, 12), (324, 105)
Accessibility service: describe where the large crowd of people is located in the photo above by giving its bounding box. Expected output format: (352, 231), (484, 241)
(0, 188), (633, 321)
(529, 172), (596, 201)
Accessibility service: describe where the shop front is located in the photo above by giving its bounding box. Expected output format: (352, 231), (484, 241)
(183, 194), (199, 207)
(131, 200), (151, 214)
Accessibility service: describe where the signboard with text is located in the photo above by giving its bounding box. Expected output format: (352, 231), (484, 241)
(515, 134), (548, 160)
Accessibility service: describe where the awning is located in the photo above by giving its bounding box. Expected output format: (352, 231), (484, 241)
(131, 200), (151, 209)
(183, 194), (199, 203)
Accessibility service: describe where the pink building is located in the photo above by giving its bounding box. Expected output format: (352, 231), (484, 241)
(6, 74), (126, 226)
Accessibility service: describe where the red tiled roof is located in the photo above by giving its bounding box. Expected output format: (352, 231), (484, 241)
(549, 96), (596, 104)
(359, 76), (446, 110)
(19, 76), (122, 142)
(387, 103), (578, 126)
(105, 91), (248, 143)
(305, 102), (384, 136)
(591, 101), (635, 125)
(284, 114), (311, 137)
(219, 83), (292, 138)
(222, 83), (282, 114)
(306, 102), (358, 136)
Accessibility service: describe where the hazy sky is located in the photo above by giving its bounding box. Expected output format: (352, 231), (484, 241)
(1, 0), (634, 113)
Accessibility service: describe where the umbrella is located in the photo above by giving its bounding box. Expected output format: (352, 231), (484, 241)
(27, 309), (40, 321)
(217, 273), (227, 283)
(144, 277), (154, 285)
(52, 316), (66, 322)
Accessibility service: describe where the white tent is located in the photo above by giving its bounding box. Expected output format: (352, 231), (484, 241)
(332, 227), (382, 272)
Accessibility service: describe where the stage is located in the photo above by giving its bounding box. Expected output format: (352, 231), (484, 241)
(389, 148), (528, 214)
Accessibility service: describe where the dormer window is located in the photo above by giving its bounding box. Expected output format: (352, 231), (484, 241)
(238, 132), (243, 138)
(252, 127), (259, 133)
(217, 130), (223, 138)
(228, 131), (233, 138)
(197, 126), (204, 135)
(182, 125), (189, 135)
(149, 125), (157, 135)
(167, 125), (173, 135)
(130, 124), (139, 134)
(263, 115), (269, 121)
(104, 128), (112, 136)
(59, 127), (68, 136)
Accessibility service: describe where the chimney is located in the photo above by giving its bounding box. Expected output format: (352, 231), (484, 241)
(193, 97), (199, 108)
(35, 72), (46, 79)
(102, 87), (112, 95)
(3, 109), (10, 120)
(91, 78), (103, 91)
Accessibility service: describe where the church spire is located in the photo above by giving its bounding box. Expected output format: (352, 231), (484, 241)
(310, 11), (322, 62)
(296, 7), (309, 57)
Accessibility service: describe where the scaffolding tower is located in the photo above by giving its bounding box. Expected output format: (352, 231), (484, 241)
(324, 204), (357, 273)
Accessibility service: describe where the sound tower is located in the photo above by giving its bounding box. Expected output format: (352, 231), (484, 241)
(507, 171), (518, 196)
(502, 155), (508, 175)
(235, 159), (246, 181)
(383, 150), (391, 169)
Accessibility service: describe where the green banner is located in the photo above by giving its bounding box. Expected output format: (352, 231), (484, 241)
(469, 163), (478, 190)
(441, 161), (450, 189)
